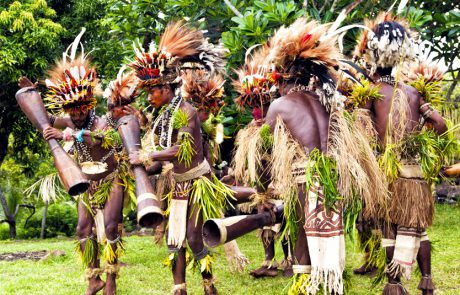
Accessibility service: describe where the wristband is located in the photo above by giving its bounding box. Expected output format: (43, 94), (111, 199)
(139, 150), (153, 166)
(75, 129), (84, 143)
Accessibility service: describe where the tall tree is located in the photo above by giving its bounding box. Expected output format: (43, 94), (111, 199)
(0, 0), (64, 238)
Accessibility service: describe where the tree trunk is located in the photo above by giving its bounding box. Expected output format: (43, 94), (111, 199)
(8, 218), (16, 239)
(0, 188), (16, 239)
(40, 202), (48, 239)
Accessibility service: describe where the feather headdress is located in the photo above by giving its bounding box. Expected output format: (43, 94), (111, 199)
(264, 18), (347, 112)
(103, 66), (139, 107)
(180, 39), (227, 77)
(353, 12), (418, 74)
(130, 21), (206, 88)
(233, 45), (281, 110)
(407, 63), (445, 83)
(404, 62), (445, 106)
(265, 18), (342, 72)
(45, 28), (99, 114)
(181, 70), (225, 115)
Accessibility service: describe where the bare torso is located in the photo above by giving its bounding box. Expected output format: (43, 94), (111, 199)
(265, 91), (330, 153)
(55, 116), (118, 181)
(370, 82), (423, 145)
(168, 101), (205, 174)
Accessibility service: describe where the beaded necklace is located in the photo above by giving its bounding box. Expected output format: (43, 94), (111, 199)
(75, 112), (117, 164)
(75, 112), (95, 163)
(377, 75), (396, 86)
(105, 113), (117, 129)
(151, 95), (183, 150)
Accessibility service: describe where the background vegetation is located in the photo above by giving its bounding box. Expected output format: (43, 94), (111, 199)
(0, 0), (459, 240)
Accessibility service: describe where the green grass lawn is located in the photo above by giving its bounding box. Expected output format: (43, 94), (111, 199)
(0, 204), (459, 295)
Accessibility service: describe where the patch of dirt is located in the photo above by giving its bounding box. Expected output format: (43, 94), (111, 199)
(0, 250), (66, 262)
(0, 250), (48, 261)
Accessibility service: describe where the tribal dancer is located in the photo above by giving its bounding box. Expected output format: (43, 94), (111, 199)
(180, 62), (251, 273)
(258, 18), (386, 294)
(29, 30), (131, 295)
(128, 22), (234, 295)
(231, 49), (294, 278)
(353, 12), (454, 295)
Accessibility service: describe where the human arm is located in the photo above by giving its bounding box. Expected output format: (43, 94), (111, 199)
(129, 106), (198, 166)
(419, 98), (447, 135)
(123, 105), (148, 127)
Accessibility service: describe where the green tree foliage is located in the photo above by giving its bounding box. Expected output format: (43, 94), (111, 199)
(0, 0), (65, 164)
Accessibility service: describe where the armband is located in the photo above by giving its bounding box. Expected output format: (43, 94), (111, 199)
(420, 103), (434, 120)
(75, 129), (84, 143)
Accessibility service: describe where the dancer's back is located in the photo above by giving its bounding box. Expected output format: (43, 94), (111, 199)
(265, 91), (330, 152)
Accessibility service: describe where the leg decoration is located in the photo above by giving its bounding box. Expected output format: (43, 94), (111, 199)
(386, 227), (421, 280)
(84, 267), (104, 280)
(381, 237), (409, 294)
(103, 234), (125, 264)
(192, 248), (214, 274)
(382, 282), (408, 295)
(75, 235), (100, 267)
(164, 250), (191, 269)
(288, 265), (311, 295)
(105, 263), (120, 279)
(172, 283), (187, 294)
(418, 275), (435, 294)
(223, 240), (249, 273)
(281, 256), (294, 276)
(202, 278), (217, 295)
(417, 233), (435, 295)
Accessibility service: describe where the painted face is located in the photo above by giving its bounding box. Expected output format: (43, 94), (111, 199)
(147, 85), (171, 109)
(70, 109), (90, 128)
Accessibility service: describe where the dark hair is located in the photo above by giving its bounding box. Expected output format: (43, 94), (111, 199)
(287, 59), (336, 88)
(376, 67), (392, 76)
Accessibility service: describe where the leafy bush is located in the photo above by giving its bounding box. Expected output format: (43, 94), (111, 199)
(20, 202), (77, 239)
(0, 224), (10, 240)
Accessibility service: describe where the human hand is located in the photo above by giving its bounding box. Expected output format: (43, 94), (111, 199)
(123, 105), (147, 126)
(128, 151), (143, 166)
(43, 126), (64, 141)
(257, 201), (275, 215)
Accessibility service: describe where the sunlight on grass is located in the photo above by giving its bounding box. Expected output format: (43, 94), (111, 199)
(0, 204), (459, 294)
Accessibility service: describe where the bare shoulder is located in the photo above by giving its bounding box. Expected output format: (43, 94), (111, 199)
(266, 93), (305, 125)
(403, 83), (422, 98)
(54, 115), (74, 129)
(180, 101), (198, 120)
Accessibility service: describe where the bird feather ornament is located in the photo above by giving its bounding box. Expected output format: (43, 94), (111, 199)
(103, 66), (139, 107)
(45, 28), (100, 114)
(233, 44), (281, 110)
(181, 70), (225, 115)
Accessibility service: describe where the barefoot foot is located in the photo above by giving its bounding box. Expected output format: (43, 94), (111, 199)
(86, 277), (105, 295)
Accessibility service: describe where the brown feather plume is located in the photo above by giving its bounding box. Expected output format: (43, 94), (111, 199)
(159, 21), (204, 65)
(104, 67), (139, 106)
(266, 18), (342, 72)
(181, 70), (225, 115)
(233, 45), (281, 109)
